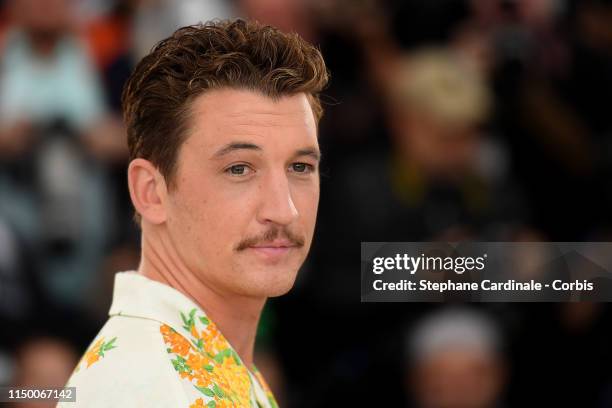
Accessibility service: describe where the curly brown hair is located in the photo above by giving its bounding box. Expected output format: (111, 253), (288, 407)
(122, 18), (329, 190)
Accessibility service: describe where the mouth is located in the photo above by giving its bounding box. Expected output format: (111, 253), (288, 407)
(247, 240), (299, 261)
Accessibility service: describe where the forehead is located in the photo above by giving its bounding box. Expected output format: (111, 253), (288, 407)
(185, 88), (317, 147)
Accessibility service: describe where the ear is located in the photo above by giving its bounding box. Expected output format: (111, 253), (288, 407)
(127, 158), (168, 224)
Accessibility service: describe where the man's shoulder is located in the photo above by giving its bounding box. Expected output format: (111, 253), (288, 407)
(71, 314), (167, 371)
(60, 315), (189, 407)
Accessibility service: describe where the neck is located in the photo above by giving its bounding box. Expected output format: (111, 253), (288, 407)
(138, 226), (265, 369)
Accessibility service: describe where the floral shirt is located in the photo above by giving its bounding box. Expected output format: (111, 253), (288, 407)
(59, 272), (278, 408)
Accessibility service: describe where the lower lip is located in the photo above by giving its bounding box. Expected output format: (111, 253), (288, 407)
(248, 246), (293, 260)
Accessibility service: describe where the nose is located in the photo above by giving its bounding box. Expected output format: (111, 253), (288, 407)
(256, 170), (299, 226)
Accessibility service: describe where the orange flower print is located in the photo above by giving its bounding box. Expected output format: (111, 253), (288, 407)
(189, 398), (205, 408)
(85, 339), (104, 367)
(161, 308), (258, 407)
(161, 324), (192, 356)
(75, 337), (118, 372)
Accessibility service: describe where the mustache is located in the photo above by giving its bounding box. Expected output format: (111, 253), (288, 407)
(235, 226), (305, 251)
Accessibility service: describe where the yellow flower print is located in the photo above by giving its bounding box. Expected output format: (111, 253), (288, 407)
(161, 308), (257, 407)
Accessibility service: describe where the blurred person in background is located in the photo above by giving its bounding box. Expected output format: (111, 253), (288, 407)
(0, 0), (125, 310)
(10, 336), (78, 408)
(308, 47), (526, 312)
(406, 307), (507, 408)
(0, 213), (98, 391)
(317, 46), (527, 264)
(381, 47), (525, 240)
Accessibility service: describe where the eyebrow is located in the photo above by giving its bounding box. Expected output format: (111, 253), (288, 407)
(212, 142), (321, 163)
(212, 142), (262, 159)
(293, 147), (322, 163)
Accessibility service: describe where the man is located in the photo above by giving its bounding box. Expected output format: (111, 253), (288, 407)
(60, 19), (328, 407)
(407, 308), (507, 408)
(0, 0), (122, 309)
(12, 337), (78, 408)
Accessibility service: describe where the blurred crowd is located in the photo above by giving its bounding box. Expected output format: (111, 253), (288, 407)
(1, 0), (612, 407)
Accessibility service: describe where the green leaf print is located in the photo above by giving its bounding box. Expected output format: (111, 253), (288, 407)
(103, 337), (117, 351)
(213, 348), (233, 364)
(229, 349), (241, 366)
(181, 308), (198, 332)
(195, 386), (215, 397)
(212, 383), (225, 398)
(171, 356), (191, 373)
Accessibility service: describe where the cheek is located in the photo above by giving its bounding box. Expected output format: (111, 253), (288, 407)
(169, 178), (224, 250)
(181, 177), (258, 247)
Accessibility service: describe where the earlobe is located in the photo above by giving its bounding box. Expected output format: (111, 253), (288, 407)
(127, 158), (167, 224)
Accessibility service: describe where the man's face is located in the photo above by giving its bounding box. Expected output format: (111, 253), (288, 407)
(14, 0), (72, 36)
(412, 350), (504, 408)
(394, 110), (479, 181)
(165, 89), (320, 298)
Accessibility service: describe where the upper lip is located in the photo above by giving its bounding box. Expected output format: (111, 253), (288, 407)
(250, 239), (296, 248)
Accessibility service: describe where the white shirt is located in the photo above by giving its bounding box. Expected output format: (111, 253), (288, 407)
(59, 272), (278, 408)
(0, 29), (105, 131)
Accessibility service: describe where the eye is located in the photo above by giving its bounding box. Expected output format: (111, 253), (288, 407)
(225, 164), (253, 176)
(289, 162), (314, 173)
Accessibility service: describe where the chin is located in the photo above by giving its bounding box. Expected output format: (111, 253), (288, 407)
(238, 270), (299, 298)
(264, 280), (296, 297)
(232, 255), (304, 297)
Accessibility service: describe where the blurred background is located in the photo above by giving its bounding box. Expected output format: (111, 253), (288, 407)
(0, 0), (612, 407)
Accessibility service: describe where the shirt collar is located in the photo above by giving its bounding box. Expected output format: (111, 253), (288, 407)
(109, 271), (213, 341)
